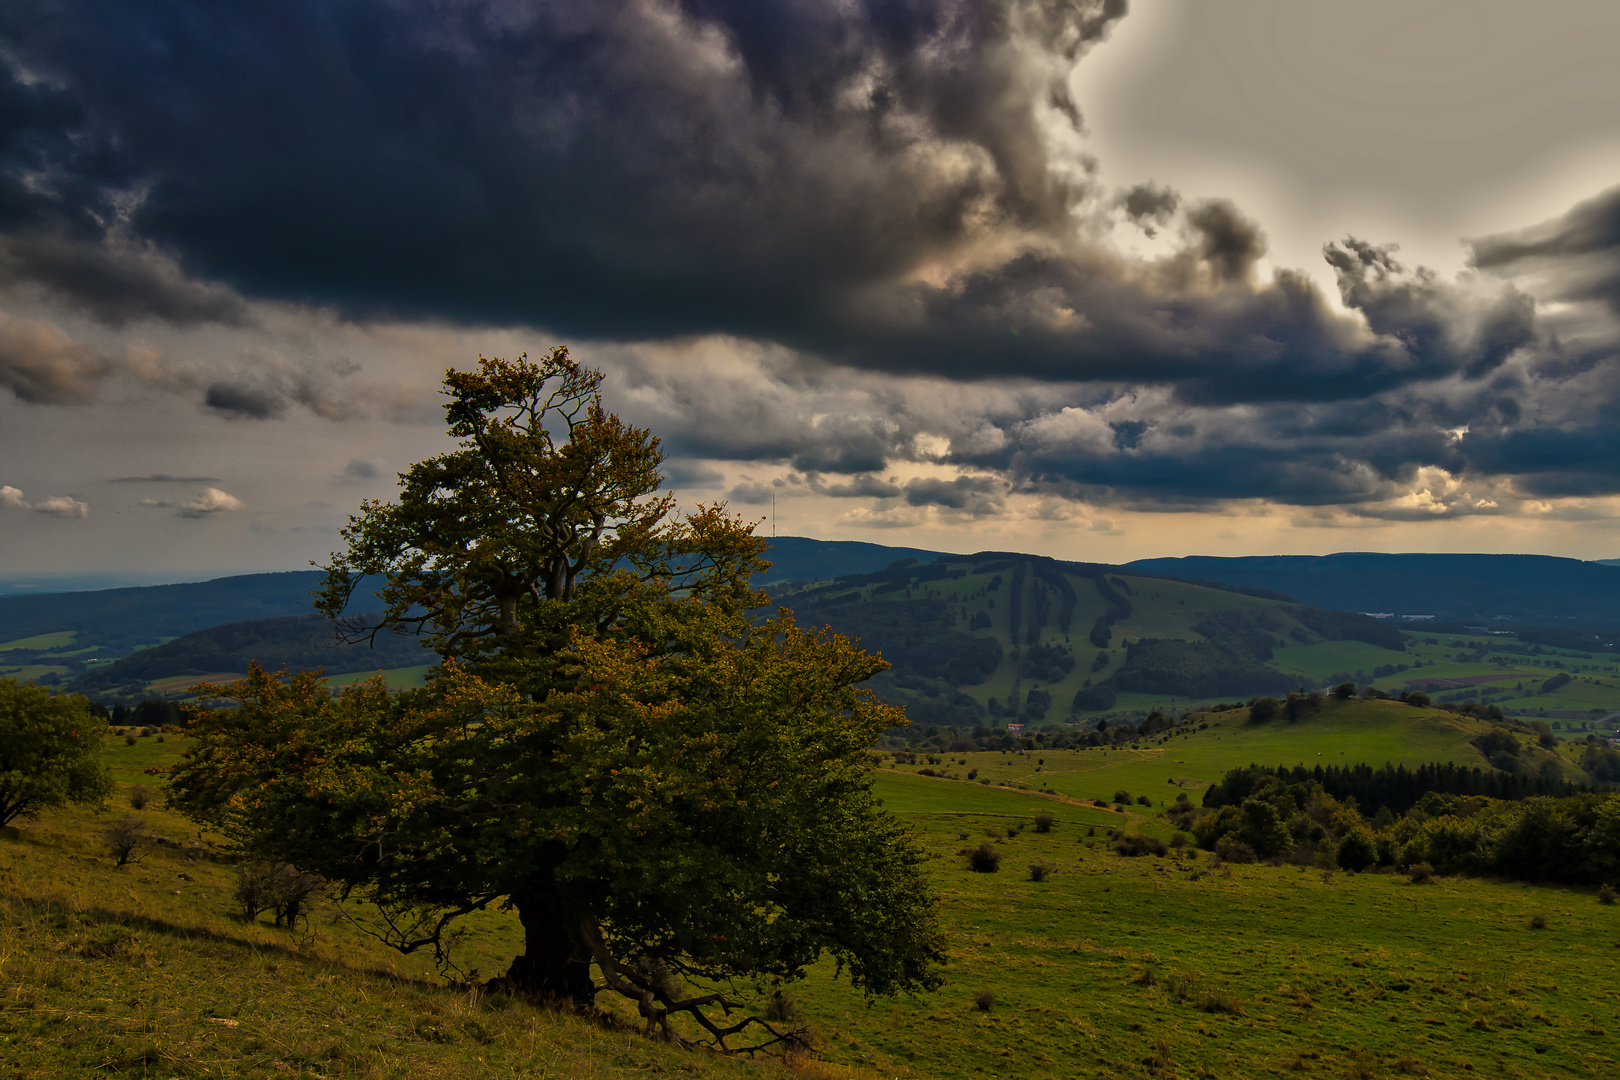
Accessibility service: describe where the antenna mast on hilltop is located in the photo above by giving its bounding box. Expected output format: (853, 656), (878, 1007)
(772, 494), (776, 537)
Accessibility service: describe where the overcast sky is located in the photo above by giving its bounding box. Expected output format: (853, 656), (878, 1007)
(4, 0), (1620, 582)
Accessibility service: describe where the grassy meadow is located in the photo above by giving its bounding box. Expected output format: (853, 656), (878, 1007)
(876, 697), (1578, 809)
(6, 711), (1620, 1079)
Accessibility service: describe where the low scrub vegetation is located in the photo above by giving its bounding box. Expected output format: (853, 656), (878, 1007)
(1190, 761), (1620, 886)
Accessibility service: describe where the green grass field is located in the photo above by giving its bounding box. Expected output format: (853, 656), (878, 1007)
(882, 698), (1529, 808)
(6, 727), (1620, 1079)
(0, 631), (78, 651)
(324, 666), (433, 690)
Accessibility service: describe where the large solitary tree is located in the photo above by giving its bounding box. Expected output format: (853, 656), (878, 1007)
(167, 350), (945, 1048)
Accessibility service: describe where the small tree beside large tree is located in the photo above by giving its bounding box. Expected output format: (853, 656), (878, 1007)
(0, 676), (113, 828)
(166, 349), (945, 1049)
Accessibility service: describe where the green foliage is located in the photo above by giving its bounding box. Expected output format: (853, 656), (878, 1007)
(815, 599), (1001, 685)
(1335, 827), (1377, 873)
(968, 844), (1002, 872)
(1019, 641), (1074, 682)
(168, 353), (944, 1042)
(1110, 639), (1296, 699)
(1284, 606), (1407, 651)
(1580, 742), (1620, 783)
(1238, 798), (1291, 858)
(1541, 672), (1574, 695)
(1205, 760), (1590, 817)
(0, 676), (113, 827)
(72, 614), (428, 695)
(1248, 696), (1282, 724)
(1472, 727), (1521, 760)
(1071, 685), (1116, 712)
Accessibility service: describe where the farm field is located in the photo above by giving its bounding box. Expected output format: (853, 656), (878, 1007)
(6, 728), (1619, 1078)
(324, 665), (433, 690)
(880, 697), (1555, 808)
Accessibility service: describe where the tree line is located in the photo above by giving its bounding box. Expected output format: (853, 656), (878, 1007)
(1187, 761), (1620, 886)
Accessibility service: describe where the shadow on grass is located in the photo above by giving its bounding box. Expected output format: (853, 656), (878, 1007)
(0, 886), (435, 987)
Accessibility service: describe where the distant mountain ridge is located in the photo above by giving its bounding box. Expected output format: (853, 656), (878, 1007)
(70, 614), (430, 697)
(0, 539), (942, 654)
(1127, 552), (1620, 630)
(0, 571), (335, 651)
(8, 542), (1618, 691)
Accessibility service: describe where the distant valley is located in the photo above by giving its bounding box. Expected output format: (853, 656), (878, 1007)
(4, 540), (1617, 736)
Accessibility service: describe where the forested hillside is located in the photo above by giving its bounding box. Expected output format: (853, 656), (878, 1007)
(0, 571), (343, 652)
(68, 614), (429, 698)
(772, 552), (1408, 726)
(0, 538), (925, 662)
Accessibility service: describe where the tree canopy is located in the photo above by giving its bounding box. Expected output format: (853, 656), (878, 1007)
(167, 350), (945, 1049)
(0, 676), (112, 827)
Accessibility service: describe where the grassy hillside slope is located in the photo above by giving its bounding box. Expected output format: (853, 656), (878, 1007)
(873, 697), (1554, 809)
(5, 733), (1618, 1079)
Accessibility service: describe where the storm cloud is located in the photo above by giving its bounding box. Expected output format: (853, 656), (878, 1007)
(0, 0), (1511, 394)
(0, 0), (1617, 530)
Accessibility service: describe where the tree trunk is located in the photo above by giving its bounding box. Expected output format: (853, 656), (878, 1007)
(507, 893), (596, 1012)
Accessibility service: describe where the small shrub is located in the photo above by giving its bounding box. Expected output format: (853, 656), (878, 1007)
(763, 991), (800, 1023)
(1113, 834), (1167, 858)
(1136, 795), (1152, 807)
(235, 861), (324, 927)
(968, 844), (1002, 873)
(127, 785), (151, 810)
(1214, 837), (1258, 864)
(967, 768), (978, 780)
(270, 865), (324, 929)
(1169, 832), (1187, 849)
(235, 861), (280, 921)
(1032, 812), (1055, 834)
(973, 991), (995, 1012)
(1112, 789), (1131, 804)
(1407, 862), (1435, 885)
(123, 733), (136, 746)
(103, 818), (146, 867)
(1148, 1038), (1174, 1071)
(1599, 884), (1617, 905)
(1529, 913), (1547, 930)
(1163, 969), (1202, 1002)
(1028, 861), (1054, 882)
(1197, 990), (1245, 1015)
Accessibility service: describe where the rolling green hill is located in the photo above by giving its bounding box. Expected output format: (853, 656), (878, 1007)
(776, 551), (1414, 724)
(873, 696), (1573, 808)
(10, 724), (1620, 1079)
(66, 615), (432, 701)
(12, 542), (1620, 728)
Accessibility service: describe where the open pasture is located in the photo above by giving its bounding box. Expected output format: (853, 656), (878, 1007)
(797, 802), (1620, 1080)
(886, 699), (1505, 806)
(5, 729), (1619, 1079)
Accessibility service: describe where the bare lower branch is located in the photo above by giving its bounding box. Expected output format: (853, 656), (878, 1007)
(575, 916), (808, 1055)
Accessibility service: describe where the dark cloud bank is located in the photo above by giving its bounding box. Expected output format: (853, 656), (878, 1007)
(2, 0), (1619, 514)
